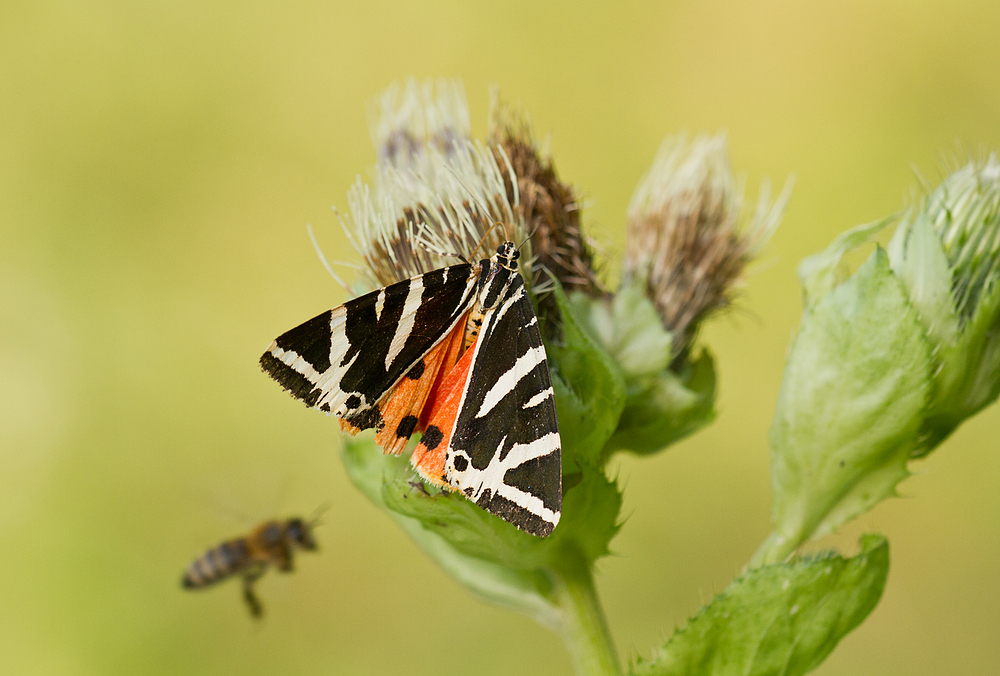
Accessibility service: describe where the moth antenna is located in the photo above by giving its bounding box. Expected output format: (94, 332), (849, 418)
(307, 224), (350, 291)
(469, 221), (505, 260)
(517, 221), (541, 251)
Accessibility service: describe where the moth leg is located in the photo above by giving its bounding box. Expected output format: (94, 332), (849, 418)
(408, 480), (431, 496)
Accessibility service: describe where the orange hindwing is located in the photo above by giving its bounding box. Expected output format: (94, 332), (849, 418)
(365, 311), (470, 457)
(409, 335), (478, 487)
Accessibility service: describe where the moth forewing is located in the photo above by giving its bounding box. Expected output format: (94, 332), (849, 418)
(444, 274), (562, 537)
(261, 264), (479, 435)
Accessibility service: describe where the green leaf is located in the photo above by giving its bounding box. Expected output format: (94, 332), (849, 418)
(549, 464), (623, 564)
(567, 283), (672, 379)
(380, 453), (550, 569)
(379, 454), (622, 570)
(343, 435), (622, 611)
(340, 436), (561, 626)
(769, 249), (932, 550)
(547, 284), (627, 469)
(633, 535), (889, 676)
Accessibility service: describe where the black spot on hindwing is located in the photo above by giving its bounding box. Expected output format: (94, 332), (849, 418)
(422, 425), (444, 450)
(396, 415), (418, 439)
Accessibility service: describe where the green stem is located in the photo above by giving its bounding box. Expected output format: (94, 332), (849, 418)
(748, 529), (805, 569)
(549, 545), (622, 676)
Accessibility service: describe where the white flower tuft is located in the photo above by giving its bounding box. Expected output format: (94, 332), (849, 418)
(342, 80), (528, 288)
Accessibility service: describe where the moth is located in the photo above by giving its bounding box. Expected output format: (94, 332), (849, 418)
(260, 242), (561, 537)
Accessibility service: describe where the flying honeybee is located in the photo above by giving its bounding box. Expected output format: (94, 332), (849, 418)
(182, 515), (321, 618)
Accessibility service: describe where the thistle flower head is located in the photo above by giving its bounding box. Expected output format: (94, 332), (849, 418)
(343, 80), (528, 288)
(624, 134), (790, 355)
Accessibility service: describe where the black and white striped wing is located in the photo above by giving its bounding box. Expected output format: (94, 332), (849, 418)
(443, 275), (562, 537)
(260, 265), (478, 430)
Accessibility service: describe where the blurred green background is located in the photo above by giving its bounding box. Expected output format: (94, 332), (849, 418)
(3, 1), (999, 674)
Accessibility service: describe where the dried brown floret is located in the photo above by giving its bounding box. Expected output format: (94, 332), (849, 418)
(489, 98), (604, 300)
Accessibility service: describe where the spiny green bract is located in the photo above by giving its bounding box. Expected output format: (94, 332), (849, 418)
(564, 282), (717, 458)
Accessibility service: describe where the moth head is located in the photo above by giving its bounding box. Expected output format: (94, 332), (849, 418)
(495, 242), (519, 271)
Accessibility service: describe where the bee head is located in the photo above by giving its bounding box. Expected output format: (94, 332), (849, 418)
(286, 518), (318, 551)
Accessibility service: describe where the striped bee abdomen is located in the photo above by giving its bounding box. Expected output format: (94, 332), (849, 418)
(181, 538), (251, 588)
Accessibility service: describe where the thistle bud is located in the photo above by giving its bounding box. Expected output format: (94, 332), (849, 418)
(559, 134), (791, 457)
(758, 153), (1000, 565)
(887, 154), (1000, 453)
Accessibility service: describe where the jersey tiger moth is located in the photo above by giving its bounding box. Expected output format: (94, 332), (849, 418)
(260, 242), (561, 537)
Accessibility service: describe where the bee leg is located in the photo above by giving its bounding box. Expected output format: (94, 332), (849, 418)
(242, 571), (265, 618)
(276, 546), (294, 573)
